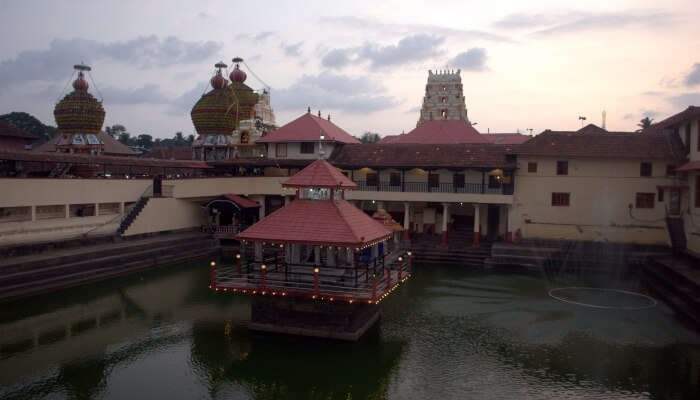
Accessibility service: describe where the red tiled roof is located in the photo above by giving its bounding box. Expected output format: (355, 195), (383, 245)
(676, 161), (700, 172)
(256, 113), (360, 144)
(283, 159), (357, 188)
(377, 120), (489, 144)
(33, 131), (140, 156)
(0, 120), (39, 140)
(236, 199), (391, 246)
(329, 143), (516, 169)
(223, 194), (260, 208)
(483, 133), (531, 145)
(643, 106), (700, 134)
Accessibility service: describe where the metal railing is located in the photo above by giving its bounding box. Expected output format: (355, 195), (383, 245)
(353, 180), (514, 195)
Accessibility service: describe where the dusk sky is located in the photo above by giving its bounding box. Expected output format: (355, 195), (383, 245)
(1, 0), (699, 139)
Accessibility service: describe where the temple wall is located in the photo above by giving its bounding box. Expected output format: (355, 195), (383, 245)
(511, 157), (678, 245)
(123, 197), (207, 236)
(266, 142), (336, 159)
(165, 177), (293, 198)
(0, 178), (150, 207)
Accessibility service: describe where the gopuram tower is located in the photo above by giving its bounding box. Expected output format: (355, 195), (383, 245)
(417, 69), (469, 126)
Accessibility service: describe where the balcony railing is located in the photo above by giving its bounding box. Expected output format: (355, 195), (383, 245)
(352, 180), (514, 195)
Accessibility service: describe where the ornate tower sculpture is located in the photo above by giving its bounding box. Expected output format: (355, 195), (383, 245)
(191, 58), (269, 160)
(53, 64), (106, 154)
(417, 69), (469, 126)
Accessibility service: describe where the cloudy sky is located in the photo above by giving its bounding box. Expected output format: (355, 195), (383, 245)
(1, 0), (699, 138)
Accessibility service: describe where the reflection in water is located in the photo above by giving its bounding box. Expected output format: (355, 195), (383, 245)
(0, 260), (698, 399)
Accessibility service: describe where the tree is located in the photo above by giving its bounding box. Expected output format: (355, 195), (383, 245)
(105, 124), (127, 138)
(0, 112), (58, 144)
(358, 132), (381, 144)
(174, 131), (185, 145)
(137, 134), (153, 149)
(118, 131), (132, 145)
(637, 117), (654, 131)
(186, 134), (195, 144)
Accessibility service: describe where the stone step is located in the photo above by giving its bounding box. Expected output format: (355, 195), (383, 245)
(0, 233), (211, 274)
(0, 247), (217, 303)
(0, 239), (216, 287)
(643, 266), (700, 311)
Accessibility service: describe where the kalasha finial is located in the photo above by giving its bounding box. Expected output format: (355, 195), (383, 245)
(230, 57), (247, 83)
(210, 61), (229, 89)
(72, 63), (91, 91)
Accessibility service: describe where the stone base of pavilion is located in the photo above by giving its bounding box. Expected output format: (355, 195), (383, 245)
(250, 295), (381, 341)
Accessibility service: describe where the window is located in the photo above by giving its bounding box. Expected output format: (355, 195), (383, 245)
(300, 142), (314, 154)
(666, 165), (676, 176)
(528, 162), (538, 173)
(366, 173), (378, 186)
(556, 161), (568, 175)
(428, 173), (439, 188)
(390, 172), (401, 186)
(552, 192), (570, 206)
(453, 173), (465, 188)
(658, 189), (664, 202)
(441, 109), (447, 118)
(488, 175), (501, 188)
(696, 176), (700, 208)
(275, 143), (287, 157)
(636, 193), (655, 208)
(640, 162), (652, 177)
(240, 131), (249, 144)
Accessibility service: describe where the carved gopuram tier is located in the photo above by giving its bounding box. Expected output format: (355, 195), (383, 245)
(418, 69), (469, 126)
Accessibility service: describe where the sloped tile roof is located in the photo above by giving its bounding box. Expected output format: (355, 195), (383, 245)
(236, 199), (391, 246)
(282, 159), (357, 188)
(329, 143), (516, 169)
(0, 120), (39, 139)
(513, 129), (680, 160)
(33, 131), (140, 156)
(223, 194), (260, 208)
(643, 106), (700, 134)
(377, 120), (488, 144)
(256, 112), (360, 144)
(676, 160), (700, 171)
(483, 133), (531, 144)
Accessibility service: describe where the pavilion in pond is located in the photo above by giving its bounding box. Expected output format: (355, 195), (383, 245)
(211, 159), (412, 340)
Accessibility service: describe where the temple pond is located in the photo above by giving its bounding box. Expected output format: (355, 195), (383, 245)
(1, 260), (699, 399)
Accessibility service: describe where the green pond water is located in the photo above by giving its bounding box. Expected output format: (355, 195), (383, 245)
(1, 260), (699, 399)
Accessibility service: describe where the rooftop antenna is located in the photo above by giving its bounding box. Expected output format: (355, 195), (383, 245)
(602, 110), (607, 130)
(527, 128), (534, 135)
(578, 115), (587, 128)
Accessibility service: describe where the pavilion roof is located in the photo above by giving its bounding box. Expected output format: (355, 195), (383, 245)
(257, 112), (360, 144)
(282, 159), (357, 189)
(236, 199), (391, 247)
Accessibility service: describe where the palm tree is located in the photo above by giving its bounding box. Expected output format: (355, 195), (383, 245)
(637, 117), (654, 131)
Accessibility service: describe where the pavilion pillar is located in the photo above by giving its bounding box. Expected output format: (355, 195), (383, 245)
(119, 202), (125, 215)
(254, 242), (263, 262)
(473, 204), (480, 248)
(402, 202), (411, 241)
(314, 246), (321, 265)
(327, 247), (336, 267)
(440, 202), (449, 248)
(284, 196), (291, 206)
(292, 244), (301, 264)
(30, 206), (36, 222)
(371, 243), (378, 259)
(258, 196), (266, 220)
(95, 203), (99, 217)
(65, 204), (70, 219)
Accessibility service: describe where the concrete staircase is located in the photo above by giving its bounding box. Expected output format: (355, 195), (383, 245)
(409, 226), (492, 267)
(117, 196), (149, 235)
(666, 217), (687, 254)
(0, 232), (218, 302)
(643, 256), (700, 328)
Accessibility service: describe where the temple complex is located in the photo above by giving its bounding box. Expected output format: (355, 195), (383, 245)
(418, 69), (469, 125)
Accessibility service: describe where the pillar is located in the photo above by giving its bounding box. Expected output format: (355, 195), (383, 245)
(402, 202), (411, 241)
(30, 206), (36, 222)
(314, 246), (321, 265)
(292, 244), (301, 264)
(254, 242), (263, 262)
(95, 203), (100, 217)
(473, 204), (480, 248)
(258, 196), (266, 220)
(119, 202), (125, 215)
(371, 243), (378, 259)
(65, 204), (70, 219)
(327, 247), (336, 267)
(440, 203), (449, 247)
(284, 196), (291, 206)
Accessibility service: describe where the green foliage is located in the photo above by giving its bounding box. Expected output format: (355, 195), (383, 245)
(358, 132), (381, 144)
(0, 112), (58, 143)
(637, 117), (654, 131)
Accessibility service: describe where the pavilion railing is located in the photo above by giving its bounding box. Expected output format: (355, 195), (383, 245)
(213, 251), (411, 300)
(353, 180), (514, 195)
